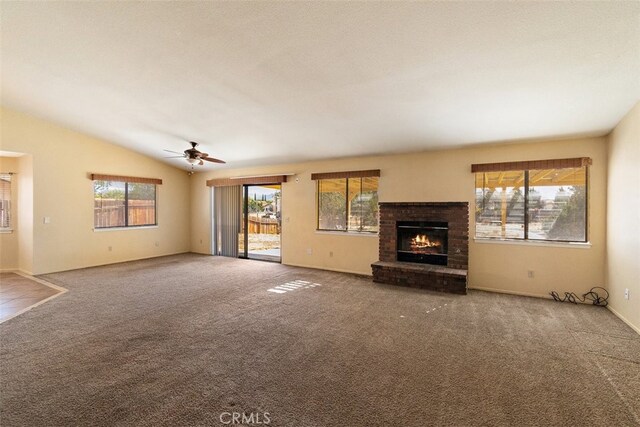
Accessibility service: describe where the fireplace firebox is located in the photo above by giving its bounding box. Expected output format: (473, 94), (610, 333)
(396, 221), (448, 266)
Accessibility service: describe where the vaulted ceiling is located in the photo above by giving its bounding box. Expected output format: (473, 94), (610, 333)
(1, 2), (639, 170)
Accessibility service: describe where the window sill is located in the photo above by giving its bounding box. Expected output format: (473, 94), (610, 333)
(0, 229), (14, 234)
(474, 238), (591, 249)
(315, 230), (378, 237)
(93, 225), (158, 232)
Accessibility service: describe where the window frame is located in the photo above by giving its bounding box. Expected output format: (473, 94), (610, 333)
(316, 177), (379, 234)
(474, 167), (589, 243)
(93, 180), (158, 229)
(0, 173), (13, 232)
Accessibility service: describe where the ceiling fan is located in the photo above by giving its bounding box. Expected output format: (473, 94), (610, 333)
(164, 141), (226, 166)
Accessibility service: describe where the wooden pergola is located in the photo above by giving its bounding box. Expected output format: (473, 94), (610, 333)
(317, 176), (379, 197)
(312, 170), (380, 205)
(475, 167), (586, 190)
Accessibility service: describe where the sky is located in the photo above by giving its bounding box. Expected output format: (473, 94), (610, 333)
(247, 185), (279, 201)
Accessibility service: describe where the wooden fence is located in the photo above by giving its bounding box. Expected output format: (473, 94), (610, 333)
(246, 215), (280, 234)
(94, 199), (155, 227)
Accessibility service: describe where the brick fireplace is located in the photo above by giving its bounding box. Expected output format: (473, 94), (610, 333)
(372, 202), (469, 294)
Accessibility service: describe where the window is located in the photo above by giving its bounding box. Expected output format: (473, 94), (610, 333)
(315, 172), (379, 233)
(348, 177), (379, 232)
(0, 174), (12, 230)
(318, 178), (347, 230)
(93, 178), (158, 229)
(475, 164), (588, 242)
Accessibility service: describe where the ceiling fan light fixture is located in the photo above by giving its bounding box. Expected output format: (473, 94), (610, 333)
(164, 141), (226, 166)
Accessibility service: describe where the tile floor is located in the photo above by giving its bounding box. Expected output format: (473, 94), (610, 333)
(0, 272), (64, 322)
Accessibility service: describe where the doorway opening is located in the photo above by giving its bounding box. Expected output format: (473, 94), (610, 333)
(239, 184), (281, 262)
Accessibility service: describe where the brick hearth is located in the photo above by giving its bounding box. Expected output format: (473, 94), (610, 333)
(372, 202), (469, 294)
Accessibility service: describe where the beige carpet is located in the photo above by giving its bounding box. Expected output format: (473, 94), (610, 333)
(1, 253), (638, 426)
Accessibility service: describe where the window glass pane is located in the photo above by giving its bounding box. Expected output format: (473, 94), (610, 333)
(318, 178), (347, 230)
(0, 174), (11, 229)
(348, 177), (379, 232)
(128, 183), (156, 226)
(347, 178), (362, 231)
(94, 181), (125, 228)
(527, 167), (586, 241)
(475, 171), (525, 239)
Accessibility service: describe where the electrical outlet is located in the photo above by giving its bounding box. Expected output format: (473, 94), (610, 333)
(200, 239), (203, 244)
(329, 251), (333, 257)
(108, 246), (112, 252)
(527, 270), (534, 278)
(306, 248), (312, 255)
(624, 288), (629, 300)
(155, 241), (159, 247)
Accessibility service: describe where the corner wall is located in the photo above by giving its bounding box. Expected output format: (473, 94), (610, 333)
(0, 107), (191, 275)
(191, 136), (607, 298)
(606, 102), (640, 333)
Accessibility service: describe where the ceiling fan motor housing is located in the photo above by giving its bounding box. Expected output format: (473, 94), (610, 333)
(165, 141), (226, 165)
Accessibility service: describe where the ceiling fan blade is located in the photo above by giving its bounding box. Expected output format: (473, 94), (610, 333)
(198, 159), (204, 166)
(198, 152), (209, 158)
(163, 149), (184, 155)
(201, 156), (226, 164)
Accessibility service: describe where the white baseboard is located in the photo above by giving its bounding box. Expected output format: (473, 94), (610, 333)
(283, 262), (372, 277)
(468, 286), (551, 300)
(32, 251), (191, 275)
(607, 305), (640, 335)
(468, 285), (604, 306)
(1, 268), (34, 276)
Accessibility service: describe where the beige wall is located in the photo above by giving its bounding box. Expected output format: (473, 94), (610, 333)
(606, 102), (640, 333)
(0, 105), (614, 303)
(17, 154), (34, 274)
(0, 107), (191, 274)
(191, 136), (607, 298)
(0, 157), (19, 270)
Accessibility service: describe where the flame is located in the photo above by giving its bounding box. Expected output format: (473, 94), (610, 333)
(411, 234), (440, 250)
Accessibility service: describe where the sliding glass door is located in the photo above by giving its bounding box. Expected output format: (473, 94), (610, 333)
(239, 185), (281, 262)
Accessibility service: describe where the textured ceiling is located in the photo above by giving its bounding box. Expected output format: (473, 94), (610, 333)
(1, 2), (639, 170)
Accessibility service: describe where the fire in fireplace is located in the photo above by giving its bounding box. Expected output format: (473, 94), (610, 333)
(397, 221), (448, 265)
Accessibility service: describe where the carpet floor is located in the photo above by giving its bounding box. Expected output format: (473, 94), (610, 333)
(1, 254), (638, 426)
